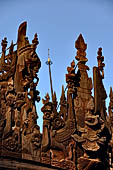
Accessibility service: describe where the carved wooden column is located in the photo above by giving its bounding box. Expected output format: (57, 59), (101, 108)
(41, 93), (53, 164)
(66, 60), (77, 121)
(93, 48), (107, 121)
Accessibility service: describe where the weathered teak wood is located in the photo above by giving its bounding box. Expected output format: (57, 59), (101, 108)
(0, 22), (112, 170)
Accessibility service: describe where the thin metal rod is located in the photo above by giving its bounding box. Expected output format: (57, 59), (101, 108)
(48, 61), (54, 102)
(46, 49), (54, 102)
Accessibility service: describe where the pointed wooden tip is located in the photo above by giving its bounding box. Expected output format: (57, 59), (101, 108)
(71, 60), (75, 67)
(17, 21), (27, 49)
(97, 47), (102, 56)
(62, 85), (64, 92)
(18, 22), (27, 37)
(53, 91), (57, 100)
(61, 85), (65, 96)
(32, 33), (39, 46)
(18, 21), (27, 30)
(75, 33), (87, 50)
(60, 85), (66, 101)
(78, 33), (84, 39)
(45, 93), (50, 99)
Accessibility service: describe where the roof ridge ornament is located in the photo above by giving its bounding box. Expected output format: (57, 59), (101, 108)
(97, 47), (105, 79)
(75, 34), (89, 71)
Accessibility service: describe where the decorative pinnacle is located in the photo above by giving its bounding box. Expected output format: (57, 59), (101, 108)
(67, 60), (75, 74)
(60, 85), (66, 102)
(75, 34), (87, 50)
(42, 93), (50, 104)
(1, 37), (7, 52)
(75, 34), (88, 63)
(97, 47), (105, 78)
(32, 33), (39, 47)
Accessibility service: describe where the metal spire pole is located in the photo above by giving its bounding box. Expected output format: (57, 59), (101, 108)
(46, 49), (54, 102)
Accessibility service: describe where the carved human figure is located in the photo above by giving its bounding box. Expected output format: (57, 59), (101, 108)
(22, 106), (41, 156)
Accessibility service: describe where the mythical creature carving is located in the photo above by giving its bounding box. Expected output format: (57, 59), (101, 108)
(41, 58), (80, 166)
(72, 97), (110, 170)
(22, 110), (41, 157)
(41, 94), (75, 159)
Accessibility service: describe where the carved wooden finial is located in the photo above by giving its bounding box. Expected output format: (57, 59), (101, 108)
(75, 34), (87, 63)
(97, 47), (105, 78)
(42, 93), (50, 104)
(67, 60), (75, 74)
(32, 33), (39, 48)
(1, 37), (8, 63)
(60, 85), (66, 102)
(75, 34), (87, 50)
(1, 37), (7, 53)
(45, 93), (50, 101)
(53, 91), (57, 107)
(71, 60), (75, 68)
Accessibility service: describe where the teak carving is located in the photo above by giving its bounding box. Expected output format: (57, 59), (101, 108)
(0, 22), (112, 170)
